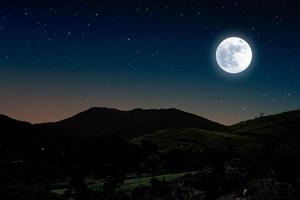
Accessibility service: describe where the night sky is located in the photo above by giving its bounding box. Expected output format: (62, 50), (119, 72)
(0, 0), (299, 125)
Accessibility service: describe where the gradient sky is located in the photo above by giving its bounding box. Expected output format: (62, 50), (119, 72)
(0, 0), (299, 125)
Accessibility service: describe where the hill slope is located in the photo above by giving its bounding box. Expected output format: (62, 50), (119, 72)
(0, 114), (31, 130)
(0, 114), (33, 152)
(230, 109), (300, 136)
(132, 128), (252, 152)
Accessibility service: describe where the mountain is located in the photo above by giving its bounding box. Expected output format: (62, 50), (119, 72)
(0, 114), (33, 152)
(35, 107), (226, 138)
(230, 109), (300, 136)
(0, 114), (31, 128)
(1, 107), (299, 143)
(0, 114), (32, 137)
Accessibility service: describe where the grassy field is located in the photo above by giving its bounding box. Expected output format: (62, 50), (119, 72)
(51, 171), (197, 195)
(230, 109), (300, 135)
(90, 171), (197, 192)
(132, 128), (253, 151)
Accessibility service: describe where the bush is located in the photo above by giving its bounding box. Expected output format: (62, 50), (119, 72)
(246, 178), (295, 200)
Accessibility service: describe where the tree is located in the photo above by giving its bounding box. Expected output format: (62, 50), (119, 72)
(260, 112), (264, 118)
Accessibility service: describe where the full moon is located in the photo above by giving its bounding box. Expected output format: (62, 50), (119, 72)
(216, 37), (252, 74)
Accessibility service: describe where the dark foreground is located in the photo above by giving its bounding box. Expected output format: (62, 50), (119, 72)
(0, 108), (299, 199)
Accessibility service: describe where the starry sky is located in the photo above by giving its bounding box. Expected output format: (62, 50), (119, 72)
(0, 0), (299, 125)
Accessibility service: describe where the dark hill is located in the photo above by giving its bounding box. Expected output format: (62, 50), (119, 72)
(131, 109), (300, 154)
(0, 114), (33, 153)
(0, 114), (32, 134)
(35, 107), (226, 138)
(230, 109), (300, 136)
(0, 114), (31, 126)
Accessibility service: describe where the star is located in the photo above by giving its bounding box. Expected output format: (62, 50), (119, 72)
(291, 67), (295, 72)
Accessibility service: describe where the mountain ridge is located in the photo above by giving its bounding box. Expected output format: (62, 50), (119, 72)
(0, 107), (297, 127)
(34, 107), (226, 138)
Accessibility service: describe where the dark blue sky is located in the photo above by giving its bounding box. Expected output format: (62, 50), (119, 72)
(0, 0), (299, 124)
